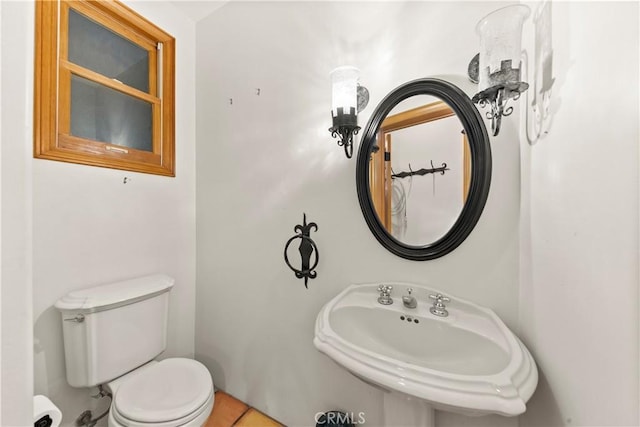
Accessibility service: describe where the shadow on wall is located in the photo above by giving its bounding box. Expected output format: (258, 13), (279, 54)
(196, 350), (228, 392)
(34, 307), (66, 393)
(519, 3), (564, 425)
(519, 369), (564, 426)
(34, 307), (93, 425)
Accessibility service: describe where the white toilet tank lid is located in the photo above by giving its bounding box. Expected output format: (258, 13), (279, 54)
(54, 274), (174, 314)
(114, 358), (213, 423)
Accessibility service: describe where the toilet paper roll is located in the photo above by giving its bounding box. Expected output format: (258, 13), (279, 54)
(34, 395), (62, 427)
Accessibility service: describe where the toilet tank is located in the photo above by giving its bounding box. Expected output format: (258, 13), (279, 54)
(55, 274), (174, 388)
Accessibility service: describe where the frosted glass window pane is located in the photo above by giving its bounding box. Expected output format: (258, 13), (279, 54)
(71, 74), (153, 152)
(68, 9), (149, 93)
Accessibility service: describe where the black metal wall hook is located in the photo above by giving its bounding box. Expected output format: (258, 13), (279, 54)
(391, 160), (449, 179)
(284, 213), (319, 288)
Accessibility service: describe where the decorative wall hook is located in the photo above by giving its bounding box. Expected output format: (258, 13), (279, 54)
(284, 213), (319, 288)
(391, 160), (449, 179)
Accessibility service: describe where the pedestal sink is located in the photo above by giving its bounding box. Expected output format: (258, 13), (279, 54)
(313, 283), (537, 425)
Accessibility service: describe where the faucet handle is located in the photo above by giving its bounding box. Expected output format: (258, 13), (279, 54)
(378, 284), (393, 294)
(377, 284), (394, 305)
(429, 293), (450, 303)
(407, 287), (413, 295)
(428, 294), (450, 317)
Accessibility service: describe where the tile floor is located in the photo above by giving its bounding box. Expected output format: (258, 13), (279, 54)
(205, 391), (284, 427)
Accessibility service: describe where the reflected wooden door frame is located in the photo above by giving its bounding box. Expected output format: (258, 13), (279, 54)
(369, 100), (471, 233)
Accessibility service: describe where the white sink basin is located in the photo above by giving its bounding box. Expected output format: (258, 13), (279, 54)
(314, 283), (538, 417)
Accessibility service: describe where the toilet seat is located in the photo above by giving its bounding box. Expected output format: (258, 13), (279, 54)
(110, 392), (213, 427)
(109, 358), (214, 427)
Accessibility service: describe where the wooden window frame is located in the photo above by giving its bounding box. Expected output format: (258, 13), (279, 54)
(34, 0), (176, 176)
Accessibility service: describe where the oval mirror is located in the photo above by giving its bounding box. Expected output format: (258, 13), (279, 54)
(356, 79), (491, 260)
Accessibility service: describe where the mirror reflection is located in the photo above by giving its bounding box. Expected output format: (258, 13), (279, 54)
(368, 96), (471, 246)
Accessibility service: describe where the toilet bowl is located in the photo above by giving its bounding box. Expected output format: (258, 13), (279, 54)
(107, 359), (214, 427)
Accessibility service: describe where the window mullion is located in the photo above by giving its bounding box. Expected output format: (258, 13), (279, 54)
(61, 60), (160, 105)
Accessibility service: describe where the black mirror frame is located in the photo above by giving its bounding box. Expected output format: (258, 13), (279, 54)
(356, 78), (492, 261)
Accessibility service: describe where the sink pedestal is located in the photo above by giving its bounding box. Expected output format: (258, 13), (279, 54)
(382, 392), (434, 427)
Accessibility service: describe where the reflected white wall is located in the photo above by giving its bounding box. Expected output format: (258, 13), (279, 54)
(389, 113), (465, 244)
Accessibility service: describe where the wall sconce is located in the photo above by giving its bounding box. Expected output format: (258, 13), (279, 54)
(329, 66), (369, 158)
(527, 1), (554, 143)
(468, 5), (530, 136)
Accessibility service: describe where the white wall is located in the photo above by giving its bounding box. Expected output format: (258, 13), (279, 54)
(1, 2), (34, 425)
(195, 2), (520, 426)
(27, 2), (197, 426)
(518, 2), (639, 426)
(1, 0), (4, 416)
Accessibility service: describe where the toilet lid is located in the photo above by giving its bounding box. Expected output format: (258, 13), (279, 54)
(114, 358), (213, 423)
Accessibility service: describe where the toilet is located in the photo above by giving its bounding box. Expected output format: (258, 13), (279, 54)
(55, 274), (214, 427)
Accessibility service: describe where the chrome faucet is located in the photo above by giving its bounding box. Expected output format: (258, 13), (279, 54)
(377, 285), (393, 305)
(429, 293), (450, 317)
(402, 288), (417, 309)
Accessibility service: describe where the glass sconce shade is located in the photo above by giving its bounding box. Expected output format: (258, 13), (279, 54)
(471, 4), (530, 136)
(476, 5), (530, 92)
(331, 66), (359, 117)
(329, 66), (361, 158)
